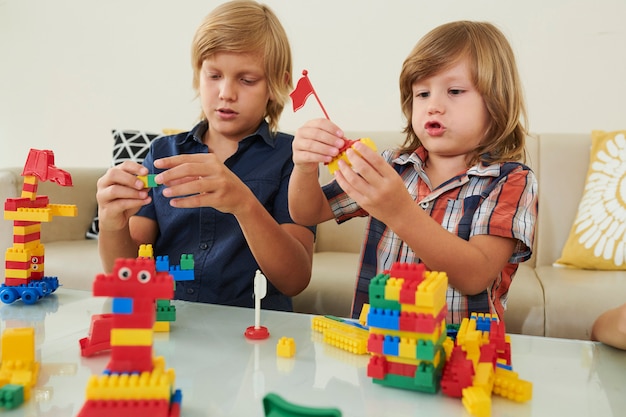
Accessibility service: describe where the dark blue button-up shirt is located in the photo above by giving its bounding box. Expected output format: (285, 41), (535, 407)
(136, 120), (308, 311)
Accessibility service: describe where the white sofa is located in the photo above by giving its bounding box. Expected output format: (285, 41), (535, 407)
(2, 132), (625, 340)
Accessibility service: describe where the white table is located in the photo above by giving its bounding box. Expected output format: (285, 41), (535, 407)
(1, 288), (624, 417)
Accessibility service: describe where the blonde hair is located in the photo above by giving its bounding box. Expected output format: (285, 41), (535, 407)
(398, 21), (528, 165)
(191, 0), (292, 133)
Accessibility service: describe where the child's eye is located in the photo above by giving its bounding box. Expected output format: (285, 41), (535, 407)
(449, 89), (464, 95)
(204, 71), (221, 80)
(241, 78), (258, 85)
(415, 91), (430, 98)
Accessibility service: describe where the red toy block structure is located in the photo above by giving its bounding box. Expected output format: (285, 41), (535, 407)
(2, 149), (77, 305)
(77, 256), (182, 417)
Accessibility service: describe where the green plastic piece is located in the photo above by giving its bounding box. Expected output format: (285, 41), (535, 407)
(263, 393), (342, 417)
(0, 384), (24, 410)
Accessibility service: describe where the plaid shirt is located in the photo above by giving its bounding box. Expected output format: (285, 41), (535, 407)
(322, 146), (538, 323)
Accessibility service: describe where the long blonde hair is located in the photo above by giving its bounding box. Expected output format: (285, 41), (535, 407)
(191, 0), (292, 133)
(399, 21), (528, 165)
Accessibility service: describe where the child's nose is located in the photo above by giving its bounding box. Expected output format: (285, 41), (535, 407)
(219, 79), (236, 101)
(427, 95), (444, 114)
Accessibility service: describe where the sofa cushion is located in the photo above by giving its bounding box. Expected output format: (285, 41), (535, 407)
(86, 129), (164, 239)
(537, 265), (626, 339)
(556, 130), (626, 270)
(503, 264), (545, 336)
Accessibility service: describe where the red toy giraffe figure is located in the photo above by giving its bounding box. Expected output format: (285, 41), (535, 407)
(77, 257), (182, 417)
(2, 149), (76, 304)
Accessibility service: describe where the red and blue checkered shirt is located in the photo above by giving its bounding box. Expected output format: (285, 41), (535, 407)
(322, 146), (538, 323)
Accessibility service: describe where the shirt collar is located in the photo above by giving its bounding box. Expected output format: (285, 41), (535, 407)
(392, 146), (503, 179)
(176, 119), (276, 148)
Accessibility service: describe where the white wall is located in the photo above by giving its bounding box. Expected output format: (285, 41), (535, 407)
(1, 0), (625, 168)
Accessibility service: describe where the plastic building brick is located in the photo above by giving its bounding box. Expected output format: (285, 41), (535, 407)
(263, 392), (342, 417)
(137, 174), (158, 188)
(112, 297), (134, 314)
(76, 397), (181, 417)
(358, 303), (370, 327)
(311, 315), (369, 355)
(138, 243), (154, 259)
(326, 137), (377, 174)
(0, 327), (39, 407)
(2, 149), (76, 305)
(276, 337), (296, 358)
(0, 384), (24, 410)
(85, 357), (175, 401)
(21, 148), (72, 185)
(389, 262), (427, 282)
(462, 386), (491, 417)
(492, 367), (532, 402)
(440, 346), (475, 398)
(80, 313), (114, 357)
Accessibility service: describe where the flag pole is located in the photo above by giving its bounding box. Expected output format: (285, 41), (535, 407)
(301, 70), (330, 120)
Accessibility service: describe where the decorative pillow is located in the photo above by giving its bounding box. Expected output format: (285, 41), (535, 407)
(556, 130), (626, 269)
(85, 129), (165, 239)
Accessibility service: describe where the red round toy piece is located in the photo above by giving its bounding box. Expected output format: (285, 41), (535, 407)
(244, 325), (270, 340)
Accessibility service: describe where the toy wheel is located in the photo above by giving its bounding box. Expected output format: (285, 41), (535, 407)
(21, 289), (40, 305)
(0, 288), (18, 304)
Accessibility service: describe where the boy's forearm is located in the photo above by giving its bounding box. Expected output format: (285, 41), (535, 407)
(235, 195), (314, 297)
(97, 227), (140, 273)
(288, 168), (332, 225)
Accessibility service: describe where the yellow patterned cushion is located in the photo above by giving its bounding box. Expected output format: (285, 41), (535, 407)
(556, 130), (626, 269)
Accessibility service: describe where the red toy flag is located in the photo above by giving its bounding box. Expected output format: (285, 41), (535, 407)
(290, 70), (315, 112)
(290, 70), (330, 119)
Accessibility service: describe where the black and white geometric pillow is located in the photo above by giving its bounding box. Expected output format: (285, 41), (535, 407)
(111, 129), (164, 166)
(85, 129), (165, 239)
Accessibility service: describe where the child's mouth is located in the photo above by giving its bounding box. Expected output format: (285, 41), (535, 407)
(425, 121), (445, 136)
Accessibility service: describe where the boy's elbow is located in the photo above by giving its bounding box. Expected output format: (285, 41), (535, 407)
(289, 208), (316, 227)
(283, 273), (311, 298)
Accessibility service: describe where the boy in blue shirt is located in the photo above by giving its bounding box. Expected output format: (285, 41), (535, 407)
(96, 0), (313, 310)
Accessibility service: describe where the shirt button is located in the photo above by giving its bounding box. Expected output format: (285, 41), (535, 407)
(420, 202), (429, 209)
(186, 288), (195, 294)
(199, 243), (208, 250)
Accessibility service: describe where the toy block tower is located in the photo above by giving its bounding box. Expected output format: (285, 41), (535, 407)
(366, 262), (448, 393)
(77, 255), (182, 417)
(2, 149), (77, 304)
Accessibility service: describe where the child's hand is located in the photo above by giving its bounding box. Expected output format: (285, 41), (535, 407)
(293, 118), (346, 174)
(96, 161), (151, 232)
(334, 142), (414, 225)
(154, 153), (254, 215)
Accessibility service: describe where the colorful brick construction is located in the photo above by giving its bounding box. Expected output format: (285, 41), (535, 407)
(77, 253), (182, 417)
(366, 263), (447, 393)
(1, 149), (77, 304)
(365, 262), (532, 417)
